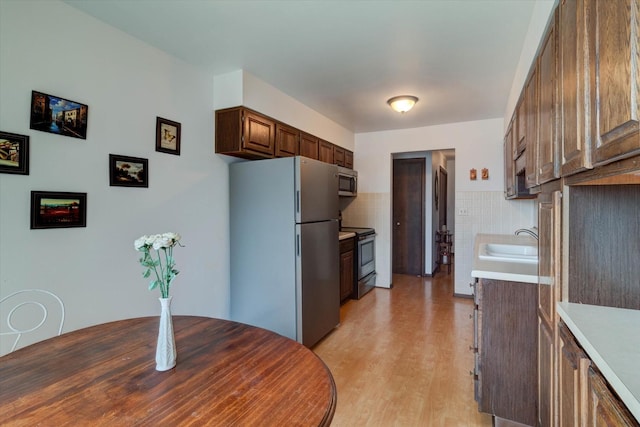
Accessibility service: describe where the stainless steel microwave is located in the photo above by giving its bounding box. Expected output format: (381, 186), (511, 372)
(337, 166), (357, 197)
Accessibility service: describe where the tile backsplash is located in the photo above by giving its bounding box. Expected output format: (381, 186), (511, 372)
(454, 191), (536, 295)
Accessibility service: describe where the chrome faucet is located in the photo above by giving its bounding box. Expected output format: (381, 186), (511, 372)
(515, 228), (538, 240)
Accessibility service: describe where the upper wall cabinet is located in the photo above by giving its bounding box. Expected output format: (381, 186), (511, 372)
(275, 122), (299, 157)
(559, 0), (591, 176)
(587, 0), (640, 167)
(215, 106), (354, 168)
(299, 132), (319, 160)
(216, 107), (275, 159)
(319, 139), (334, 164)
(537, 9), (560, 185)
(524, 67), (539, 189)
(515, 96), (527, 158)
(505, 122), (516, 198)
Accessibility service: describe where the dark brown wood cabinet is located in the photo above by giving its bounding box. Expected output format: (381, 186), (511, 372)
(275, 123), (299, 157)
(504, 124), (515, 198)
(215, 106), (353, 168)
(537, 9), (560, 185)
(299, 132), (319, 160)
(587, 0), (640, 167)
(559, 0), (591, 177)
(319, 140), (334, 164)
(525, 67), (539, 189)
(339, 237), (355, 303)
(345, 150), (353, 169)
(516, 96), (527, 157)
(215, 107), (275, 159)
(587, 366), (639, 426)
(333, 145), (345, 167)
(537, 185), (562, 427)
(558, 321), (640, 427)
(474, 278), (538, 426)
(558, 321), (590, 426)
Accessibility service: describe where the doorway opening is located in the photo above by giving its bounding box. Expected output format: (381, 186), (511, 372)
(391, 150), (455, 277)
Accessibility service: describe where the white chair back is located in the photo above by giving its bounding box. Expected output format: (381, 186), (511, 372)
(0, 289), (65, 354)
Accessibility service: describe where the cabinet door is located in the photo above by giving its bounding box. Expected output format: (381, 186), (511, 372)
(525, 67), (539, 188)
(538, 318), (554, 427)
(345, 150), (354, 169)
(478, 279), (538, 425)
(505, 125), (515, 198)
(275, 123), (299, 157)
(560, 0), (591, 176)
(538, 188), (562, 426)
(587, 366), (639, 426)
(334, 146), (345, 167)
(588, 0), (640, 166)
(516, 96), (527, 157)
(300, 132), (319, 160)
(339, 248), (354, 301)
(242, 110), (275, 156)
(558, 322), (590, 427)
(319, 140), (334, 164)
(537, 9), (560, 185)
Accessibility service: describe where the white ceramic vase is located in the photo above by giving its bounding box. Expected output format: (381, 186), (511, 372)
(156, 296), (177, 371)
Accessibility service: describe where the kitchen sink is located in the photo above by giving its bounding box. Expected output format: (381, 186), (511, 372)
(478, 243), (538, 264)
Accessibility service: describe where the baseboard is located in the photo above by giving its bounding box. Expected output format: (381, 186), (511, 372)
(453, 292), (473, 299)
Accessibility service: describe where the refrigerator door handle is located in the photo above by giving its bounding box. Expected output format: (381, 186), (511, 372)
(296, 233), (300, 257)
(296, 190), (300, 215)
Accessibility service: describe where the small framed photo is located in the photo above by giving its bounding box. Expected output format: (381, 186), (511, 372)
(30, 191), (87, 229)
(155, 117), (181, 155)
(109, 154), (149, 188)
(0, 131), (29, 175)
(30, 91), (88, 140)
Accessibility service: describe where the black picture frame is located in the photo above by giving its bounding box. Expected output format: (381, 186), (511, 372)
(109, 154), (149, 188)
(30, 191), (87, 229)
(155, 117), (181, 155)
(29, 91), (88, 140)
(0, 131), (29, 175)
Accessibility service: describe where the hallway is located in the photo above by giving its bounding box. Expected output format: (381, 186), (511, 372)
(313, 271), (492, 426)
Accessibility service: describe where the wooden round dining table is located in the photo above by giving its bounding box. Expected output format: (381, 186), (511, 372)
(0, 316), (336, 426)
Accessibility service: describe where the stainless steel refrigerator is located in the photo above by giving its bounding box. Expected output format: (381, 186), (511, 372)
(229, 156), (340, 347)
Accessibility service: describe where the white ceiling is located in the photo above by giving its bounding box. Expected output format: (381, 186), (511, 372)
(63, 0), (537, 134)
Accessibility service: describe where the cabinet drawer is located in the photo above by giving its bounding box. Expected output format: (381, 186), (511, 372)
(340, 237), (355, 253)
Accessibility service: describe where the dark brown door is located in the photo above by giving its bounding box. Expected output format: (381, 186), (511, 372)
(393, 158), (424, 275)
(438, 166), (447, 231)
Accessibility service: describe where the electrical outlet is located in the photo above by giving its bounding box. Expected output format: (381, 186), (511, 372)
(458, 208), (469, 216)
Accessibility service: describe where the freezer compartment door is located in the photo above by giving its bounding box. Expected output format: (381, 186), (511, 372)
(295, 157), (339, 223)
(296, 220), (340, 347)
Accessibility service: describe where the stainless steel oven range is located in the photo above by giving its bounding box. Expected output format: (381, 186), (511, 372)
(340, 227), (376, 299)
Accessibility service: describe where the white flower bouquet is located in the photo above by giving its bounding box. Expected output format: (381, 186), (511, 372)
(134, 232), (182, 298)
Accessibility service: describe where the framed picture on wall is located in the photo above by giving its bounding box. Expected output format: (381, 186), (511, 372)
(30, 191), (87, 229)
(0, 131), (29, 175)
(155, 117), (181, 155)
(29, 91), (88, 140)
(109, 154), (149, 188)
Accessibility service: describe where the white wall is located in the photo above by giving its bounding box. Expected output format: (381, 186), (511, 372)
(353, 118), (536, 295)
(0, 1), (229, 354)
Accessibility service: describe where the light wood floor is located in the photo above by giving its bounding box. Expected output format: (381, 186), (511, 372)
(313, 270), (493, 427)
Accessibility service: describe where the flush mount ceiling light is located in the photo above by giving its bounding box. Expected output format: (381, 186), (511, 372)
(387, 95), (418, 113)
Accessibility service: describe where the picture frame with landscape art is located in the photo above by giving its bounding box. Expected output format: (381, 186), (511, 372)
(29, 91), (88, 140)
(109, 154), (149, 188)
(155, 117), (181, 155)
(0, 131), (29, 175)
(30, 191), (87, 229)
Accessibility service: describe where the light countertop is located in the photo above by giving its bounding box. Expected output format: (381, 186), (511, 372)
(471, 233), (538, 283)
(339, 231), (356, 241)
(557, 302), (640, 422)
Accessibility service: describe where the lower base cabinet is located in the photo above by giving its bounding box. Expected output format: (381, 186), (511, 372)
(339, 238), (354, 303)
(474, 278), (538, 426)
(558, 321), (639, 426)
